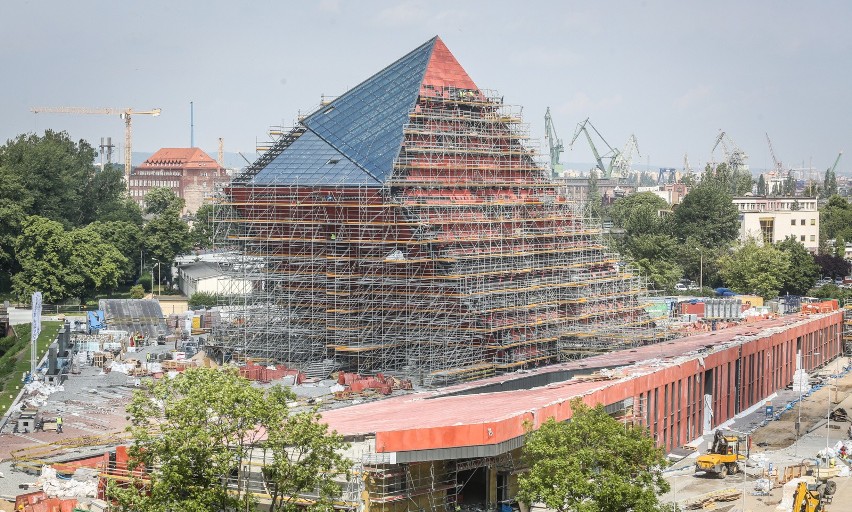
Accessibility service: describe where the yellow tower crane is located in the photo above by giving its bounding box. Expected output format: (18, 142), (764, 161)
(30, 106), (162, 191)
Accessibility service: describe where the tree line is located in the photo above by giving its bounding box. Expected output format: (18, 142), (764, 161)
(0, 130), (215, 303)
(605, 162), (849, 299)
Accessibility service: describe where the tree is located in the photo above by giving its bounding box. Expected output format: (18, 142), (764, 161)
(609, 192), (670, 237)
(672, 182), (739, 247)
(756, 174), (766, 196)
(0, 130), (102, 228)
(108, 367), (349, 512)
(717, 239), (791, 299)
(66, 226), (127, 300)
(129, 284), (145, 299)
(814, 254), (851, 280)
(517, 401), (669, 512)
(11, 216), (72, 302)
(144, 186), (185, 216)
(89, 221), (143, 282)
(12, 216), (127, 303)
(625, 234), (683, 291)
(190, 202), (217, 249)
(823, 166), (838, 198)
(585, 170), (603, 220)
(188, 292), (221, 309)
(775, 237), (819, 295)
(143, 210), (191, 281)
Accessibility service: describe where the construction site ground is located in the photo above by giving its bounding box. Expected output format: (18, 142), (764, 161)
(661, 356), (852, 512)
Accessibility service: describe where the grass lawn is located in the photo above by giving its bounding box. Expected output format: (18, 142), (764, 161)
(0, 321), (63, 415)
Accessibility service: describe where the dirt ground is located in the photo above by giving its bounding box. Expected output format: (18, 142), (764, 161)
(751, 377), (852, 451)
(662, 357), (852, 512)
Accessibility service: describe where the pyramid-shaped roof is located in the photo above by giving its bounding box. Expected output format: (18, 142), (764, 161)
(250, 37), (479, 187)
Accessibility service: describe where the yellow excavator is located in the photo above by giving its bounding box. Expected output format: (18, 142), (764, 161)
(791, 480), (835, 512)
(695, 430), (746, 478)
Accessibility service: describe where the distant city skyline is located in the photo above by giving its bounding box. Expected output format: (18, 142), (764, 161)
(3, 1), (850, 173)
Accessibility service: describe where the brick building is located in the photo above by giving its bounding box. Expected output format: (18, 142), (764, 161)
(129, 148), (229, 215)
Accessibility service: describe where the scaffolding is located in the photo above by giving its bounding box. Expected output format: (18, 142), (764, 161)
(362, 452), (519, 512)
(214, 84), (663, 385)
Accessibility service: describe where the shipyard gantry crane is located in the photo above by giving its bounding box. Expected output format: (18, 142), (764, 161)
(544, 107), (565, 177)
(30, 106), (162, 190)
(569, 118), (610, 177)
(710, 130), (749, 174)
(611, 134), (640, 179)
(765, 132), (785, 176)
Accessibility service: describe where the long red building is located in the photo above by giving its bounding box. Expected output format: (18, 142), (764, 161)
(316, 310), (843, 511)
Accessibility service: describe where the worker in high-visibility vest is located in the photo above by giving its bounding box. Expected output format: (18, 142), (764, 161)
(56, 416), (63, 433)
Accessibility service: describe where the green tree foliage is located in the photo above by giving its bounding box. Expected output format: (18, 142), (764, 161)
(814, 254), (851, 280)
(82, 164), (141, 224)
(627, 235), (684, 291)
(66, 226), (126, 299)
(756, 174), (766, 196)
(0, 130), (100, 227)
(144, 186), (185, 216)
(188, 292), (221, 309)
(585, 170), (603, 220)
(820, 195), (852, 247)
(129, 284), (145, 299)
(609, 192), (670, 237)
(702, 162), (753, 196)
(11, 216), (126, 302)
(89, 221), (143, 282)
(11, 216), (70, 302)
(775, 237), (819, 295)
(0, 131), (136, 292)
(190, 202), (216, 249)
(717, 239), (791, 299)
(517, 401), (669, 512)
(609, 193), (682, 290)
(823, 166), (838, 198)
(108, 368), (349, 512)
(672, 182), (739, 247)
(143, 212), (191, 281)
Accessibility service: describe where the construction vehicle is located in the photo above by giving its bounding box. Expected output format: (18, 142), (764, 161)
(791, 480), (835, 512)
(695, 429), (746, 478)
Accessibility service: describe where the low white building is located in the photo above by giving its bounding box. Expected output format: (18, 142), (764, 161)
(732, 196), (819, 251)
(178, 262), (253, 297)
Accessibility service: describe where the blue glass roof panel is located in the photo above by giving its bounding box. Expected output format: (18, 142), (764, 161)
(301, 37), (436, 184)
(250, 130), (381, 186)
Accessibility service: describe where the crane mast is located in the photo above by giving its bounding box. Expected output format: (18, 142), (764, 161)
(544, 107), (564, 177)
(30, 106), (162, 191)
(765, 132), (784, 175)
(611, 134), (640, 179)
(569, 118), (610, 177)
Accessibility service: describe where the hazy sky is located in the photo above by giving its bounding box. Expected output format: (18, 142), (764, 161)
(3, 1), (851, 173)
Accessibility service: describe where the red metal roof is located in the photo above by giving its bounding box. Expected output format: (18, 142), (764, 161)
(421, 36), (479, 91)
(320, 312), (838, 453)
(139, 147), (220, 170)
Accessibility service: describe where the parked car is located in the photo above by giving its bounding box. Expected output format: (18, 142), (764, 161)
(675, 283), (688, 291)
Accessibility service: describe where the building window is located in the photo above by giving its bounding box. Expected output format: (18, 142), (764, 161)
(791, 219), (796, 226)
(811, 235), (816, 242)
(811, 219), (816, 225)
(801, 235), (806, 242)
(759, 218), (774, 244)
(800, 219), (805, 225)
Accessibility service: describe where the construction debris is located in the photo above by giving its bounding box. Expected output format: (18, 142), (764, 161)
(683, 488), (741, 509)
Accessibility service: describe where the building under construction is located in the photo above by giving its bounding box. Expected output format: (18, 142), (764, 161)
(214, 37), (661, 385)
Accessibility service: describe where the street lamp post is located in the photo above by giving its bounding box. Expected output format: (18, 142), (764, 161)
(151, 259), (161, 298)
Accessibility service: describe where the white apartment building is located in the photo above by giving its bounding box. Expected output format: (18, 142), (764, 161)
(732, 197), (819, 252)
